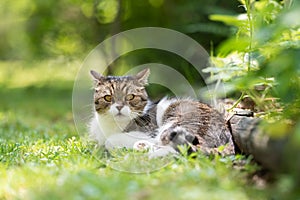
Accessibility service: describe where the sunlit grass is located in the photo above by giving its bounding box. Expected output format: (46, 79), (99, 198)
(0, 131), (265, 200)
(0, 59), (79, 88)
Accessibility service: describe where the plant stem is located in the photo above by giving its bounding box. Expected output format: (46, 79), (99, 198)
(284, 0), (293, 9)
(245, 0), (253, 72)
(227, 91), (245, 111)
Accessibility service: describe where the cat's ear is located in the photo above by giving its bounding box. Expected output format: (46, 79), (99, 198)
(90, 70), (104, 82)
(135, 68), (150, 85)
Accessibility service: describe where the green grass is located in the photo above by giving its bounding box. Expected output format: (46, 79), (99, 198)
(0, 60), (283, 200)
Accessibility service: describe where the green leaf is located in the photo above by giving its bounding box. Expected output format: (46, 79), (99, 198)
(217, 38), (250, 56)
(209, 14), (247, 27)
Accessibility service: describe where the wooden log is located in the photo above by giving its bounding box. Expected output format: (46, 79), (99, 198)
(228, 114), (288, 172)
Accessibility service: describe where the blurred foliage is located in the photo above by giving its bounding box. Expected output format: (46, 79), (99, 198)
(0, 0), (243, 60)
(0, 0), (246, 99)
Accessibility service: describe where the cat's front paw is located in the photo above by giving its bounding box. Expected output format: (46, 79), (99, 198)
(148, 146), (178, 159)
(133, 140), (156, 152)
(133, 140), (178, 159)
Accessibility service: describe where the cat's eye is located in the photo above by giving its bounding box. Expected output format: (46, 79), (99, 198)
(103, 95), (112, 102)
(125, 94), (135, 101)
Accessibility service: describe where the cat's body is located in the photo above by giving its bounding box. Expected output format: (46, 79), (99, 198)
(154, 98), (235, 155)
(89, 68), (235, 156)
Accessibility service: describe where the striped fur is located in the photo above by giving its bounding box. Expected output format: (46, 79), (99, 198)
(155, 98), (235, 156)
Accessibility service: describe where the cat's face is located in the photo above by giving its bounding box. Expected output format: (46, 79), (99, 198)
(90, 69), (150, 120)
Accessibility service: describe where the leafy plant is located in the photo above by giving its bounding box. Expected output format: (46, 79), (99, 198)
(207, 0), (300, 115)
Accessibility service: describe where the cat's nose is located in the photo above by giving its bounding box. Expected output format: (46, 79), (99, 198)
(116, 105), (123, 111)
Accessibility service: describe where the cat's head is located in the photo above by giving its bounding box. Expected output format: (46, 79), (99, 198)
(90, 68), (150, 120)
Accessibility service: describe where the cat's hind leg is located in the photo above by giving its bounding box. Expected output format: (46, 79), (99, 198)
(159, 126), (199, 153)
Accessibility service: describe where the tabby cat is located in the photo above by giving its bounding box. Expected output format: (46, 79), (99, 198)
(89, 68), (235, 156)
(89, 68), (155, 149)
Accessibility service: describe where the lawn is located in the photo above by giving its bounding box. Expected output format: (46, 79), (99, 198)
(0, 60), (283, 200)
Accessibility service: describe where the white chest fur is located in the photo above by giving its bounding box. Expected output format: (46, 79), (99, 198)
(89, 112), (131, 145)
